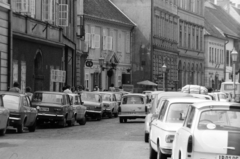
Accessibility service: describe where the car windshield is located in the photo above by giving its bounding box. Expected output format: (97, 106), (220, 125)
(115, 94), (122, 101)
(81, 93), (100, 102)
(32, 93), (64, 104)
(3, 95), (20, 110)
(122, 96), (144, 105)
(198, 110), (240, 131)
(166, 103), (190, 123)
(102, 94), (111, 101)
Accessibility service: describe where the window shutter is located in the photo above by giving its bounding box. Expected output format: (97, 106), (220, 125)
(95, 34), (100, 49)
(126, 33), (130, 53)
(108, 36), (113, 51)
(91, 27), (95, 49)
(59, 4), (68, 27)
(118, 31), (122, 52)
(84, 33), (90, 52)
(29, 0), (35, 18)
(103, 29), (107, 50)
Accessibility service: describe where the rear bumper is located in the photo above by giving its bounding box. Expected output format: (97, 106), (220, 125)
(119, 114), (146, 119)
(37, 113), (64, 122)
(86, 110), (102, 117)
(9, 117), (22, 127)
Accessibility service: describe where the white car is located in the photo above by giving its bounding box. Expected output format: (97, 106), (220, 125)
(144, 92), (190, 143)
(149, 97), (207, 159)
(172, 101), (240, 159)
(208, 92), (229, 102)
(190, 94), (213, 100)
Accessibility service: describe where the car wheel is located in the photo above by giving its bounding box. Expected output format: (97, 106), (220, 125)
(70, 115), (76, 126)
(124, 118), (127, 123)
(149, 143), (157, 159)
(79, 116), (86, 125)
(144, 132), (149, 143)
(17, 120), (25, 133)
(0, 120), (8, 136)
(119, 117), (123, 123)
(157, 144), (167, 159)
(59, 117), (67, 128)
(28, 120), (36, 132)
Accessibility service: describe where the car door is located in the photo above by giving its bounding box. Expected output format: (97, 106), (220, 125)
(174, 106), (195, 159)
(27, 96), (36, 125)
(112, 94), (118, 113)
(150, 100), (169, 150)
(22, 96), (32, 126)
(0, 104), (7, 129)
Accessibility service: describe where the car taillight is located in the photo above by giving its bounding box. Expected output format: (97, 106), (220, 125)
(187, 135), (193, 153)
(165, 135), (174, 143)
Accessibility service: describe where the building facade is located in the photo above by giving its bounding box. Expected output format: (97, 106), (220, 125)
(177, 0), (205, 88)
(111, 0), (179, 92)
(83, 0), (135, 91)
(0, 0), (10, 91)
(11, 0), (77, 92)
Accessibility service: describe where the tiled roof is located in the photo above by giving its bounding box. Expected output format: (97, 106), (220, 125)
(205, 2), (240, 38)
(204, 18), (226, 39)
(84, 0), (135, 26)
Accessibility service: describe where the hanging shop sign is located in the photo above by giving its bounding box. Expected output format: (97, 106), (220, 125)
(85, 60), (93, 67)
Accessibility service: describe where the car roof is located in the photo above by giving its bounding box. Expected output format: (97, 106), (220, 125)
(123, 93), (146, 97)
(158, 92), (191, 98)
(0, 91), (25, 96)
(191, 101), (240, 109)
(34, 91), (67, 95)
(167, 97), (207, 103)
(151, 91), (164, 95)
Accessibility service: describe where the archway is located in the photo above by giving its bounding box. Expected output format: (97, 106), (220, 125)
(34, 51), (44, 91)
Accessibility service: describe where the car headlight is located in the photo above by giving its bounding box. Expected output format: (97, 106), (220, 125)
(165, 135), (175, 143)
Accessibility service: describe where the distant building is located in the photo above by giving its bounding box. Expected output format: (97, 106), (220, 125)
(111, 0), (179, 92)
(0, 0), (10, 91)
(83, 0), (135, 91)
(177, 0), (205, 88)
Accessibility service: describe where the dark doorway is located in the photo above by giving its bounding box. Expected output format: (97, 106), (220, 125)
(34, 52), (44, 91)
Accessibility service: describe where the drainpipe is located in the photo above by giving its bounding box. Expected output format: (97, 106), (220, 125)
(223, 39), (229, 81)
(130, 25), (135, 85)
(7, 1), (13, 90)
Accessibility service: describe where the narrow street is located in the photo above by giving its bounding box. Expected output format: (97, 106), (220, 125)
(0, 118), (149, 159)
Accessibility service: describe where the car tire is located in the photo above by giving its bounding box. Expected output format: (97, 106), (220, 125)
(28, 120), (36, 132)
(17, 120), (25, 133)
(119, 117), (123, 123)
(79, 116), (86, 125)
(144, 132), (149, 143)
(157, 145), (168, 159)
(59, 117), (67, 128)
(149, 143), (157, 159)
(124, 118), (127, 123)
(70, 115), (76, 126)
(0, 120), (8, 136)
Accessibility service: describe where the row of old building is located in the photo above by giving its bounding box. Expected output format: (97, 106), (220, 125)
(0, 0), (239, 93)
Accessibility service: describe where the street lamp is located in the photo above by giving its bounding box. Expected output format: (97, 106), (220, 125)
(231, 49), (238, 101)
(162, 64), (167, 91)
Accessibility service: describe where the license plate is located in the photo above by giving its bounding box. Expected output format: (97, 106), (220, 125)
(40, 107), (49, 111)
(217, 155), (240, 159)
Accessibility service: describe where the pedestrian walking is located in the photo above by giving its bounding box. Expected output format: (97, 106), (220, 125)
(63, 85), (72, 93)
(9, 82), (21, 93)
(25, 86), (33, 101)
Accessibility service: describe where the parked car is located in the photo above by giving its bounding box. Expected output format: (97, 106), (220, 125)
(68, 93), (87, 125)
(144, 92), (191, 143)
(99, 92), (119, 118)
(81, 92), (103, 121)
(149, 97), (207, 159)
(209, 92), (229, 102)
(0, 94), (9, 136)
(31, 91), (75, 127)
(1, 92), (37, 133)
(172, 101), (240, 159)
(190, 94), (213, 100)
(119, 94), (149, 123)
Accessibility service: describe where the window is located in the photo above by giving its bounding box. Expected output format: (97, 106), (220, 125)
(117, 31), (122, 52)
(188, 26), (191, 48)
(215, 48), (217, 63)
(126, 33), (130, 53)
(59, 0), (68, 27)
(42, 0), (54, 23)
(166, 103), (189, 123)
(102, 28), (113, 51)
(3, 95), (20, 110)
(209, 47), (211, 62)
(94, 34), (100, 49)
(122, 96), (144, 105)
(179, 24), (182, 47)
(90, 27), (95, 48)
(192, 27), (195, 49)
(185, 106), (195, 128)
(12, 0), (35, 18)
(158, 101), (169, 121)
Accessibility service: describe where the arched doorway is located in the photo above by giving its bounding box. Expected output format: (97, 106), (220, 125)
(34, 51), (44, 91)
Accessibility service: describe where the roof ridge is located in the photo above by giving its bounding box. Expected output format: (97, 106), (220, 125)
(108, 0), (137, 26)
